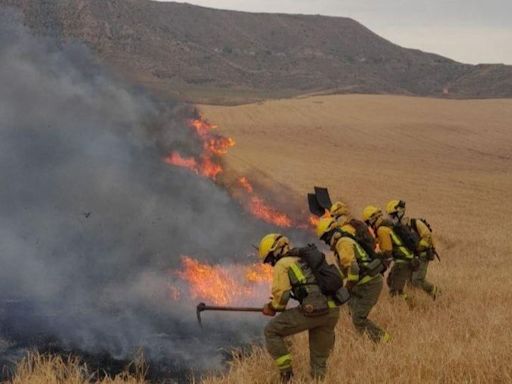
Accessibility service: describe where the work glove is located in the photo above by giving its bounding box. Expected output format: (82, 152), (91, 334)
(262, 302), (276, 317)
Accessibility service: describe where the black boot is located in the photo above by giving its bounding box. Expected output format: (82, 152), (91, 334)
(280, 370), (293, 383)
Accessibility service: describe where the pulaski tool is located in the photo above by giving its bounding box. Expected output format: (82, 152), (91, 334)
(196, 302), (264, 328)
(196, 303), (285, 328)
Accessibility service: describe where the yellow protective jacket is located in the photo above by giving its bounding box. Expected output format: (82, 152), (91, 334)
(333, 228), (379, 285)
(270, 256), (301, 310)
(376, 225), (414, 263)
(413, 218), (434, 250)
(407, 217), (435, 256)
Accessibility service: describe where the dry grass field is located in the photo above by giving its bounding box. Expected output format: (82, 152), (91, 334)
(198, 95), (512, 383)
(8, 353), (147, 384)
(5, 95), (512, 383)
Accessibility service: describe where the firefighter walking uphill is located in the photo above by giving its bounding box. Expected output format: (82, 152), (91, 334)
(363, 205), (418, 300)
(258, 233), (340, 382)
(316, 216), (390, 343)
(386, 199), (440, 300)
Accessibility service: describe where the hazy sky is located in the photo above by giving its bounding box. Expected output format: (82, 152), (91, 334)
(165, 0), (512, 64)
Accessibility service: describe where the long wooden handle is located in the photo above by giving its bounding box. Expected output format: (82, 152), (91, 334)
(201, 306), (263, 312)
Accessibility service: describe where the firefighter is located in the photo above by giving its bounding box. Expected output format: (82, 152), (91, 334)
(330, 200), (377, 254)
(329, 201), (351, 225)
(362, 205), (417, 300)
(258, 233), (340, 382)
(316, 217), (390, 343)
(386, 200), (440, 300)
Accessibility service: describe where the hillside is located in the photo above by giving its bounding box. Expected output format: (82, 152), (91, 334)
(2, 0), (512, 103)
(198, 95), (512, 383)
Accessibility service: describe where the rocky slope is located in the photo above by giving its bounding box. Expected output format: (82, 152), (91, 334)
(2, 0), (511, 103)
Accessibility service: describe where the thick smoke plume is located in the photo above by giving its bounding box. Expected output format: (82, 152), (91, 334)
(0, 9), (271, 373)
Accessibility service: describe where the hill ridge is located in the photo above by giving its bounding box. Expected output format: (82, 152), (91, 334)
(2, 0), (512, 103)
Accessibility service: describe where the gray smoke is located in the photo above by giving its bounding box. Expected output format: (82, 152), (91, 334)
(0, 9), (272, 373)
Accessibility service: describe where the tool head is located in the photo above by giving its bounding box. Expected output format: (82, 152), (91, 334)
(308, 193), (325, 217)
(196, 302), (206, 328)
(314, 187), (332, 210)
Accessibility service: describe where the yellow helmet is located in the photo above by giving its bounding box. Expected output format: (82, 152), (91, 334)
(362, 205), (383, 223)
(329, 201), (349, 218)
(258, 233), (290, 262)
(316, 216), (338, 239)
(386, 200), (406, 215)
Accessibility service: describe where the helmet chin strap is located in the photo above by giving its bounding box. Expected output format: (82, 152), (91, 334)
(273, 244), (289, 262)
(336, 214), (349, 226)
(395, 210), (405, 222)
(373, 215), (384, 228)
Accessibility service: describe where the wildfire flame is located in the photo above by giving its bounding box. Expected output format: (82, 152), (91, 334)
(169, 256), (272, 306)
(164, 117), (315, 308)
(309, 215), (320, 227)
(248, 196), (292, 227)
(238, 177), (293, 227)
(238, 176), (254, 193)
(164, 118), (233, 180)
(164, 116), (294, 227)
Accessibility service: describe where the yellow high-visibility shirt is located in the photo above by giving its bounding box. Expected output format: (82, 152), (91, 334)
(270, 256), (300, 310)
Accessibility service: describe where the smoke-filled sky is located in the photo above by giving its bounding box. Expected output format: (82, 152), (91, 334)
(166, 0), (512, 65)
(0, 9), (275, 372)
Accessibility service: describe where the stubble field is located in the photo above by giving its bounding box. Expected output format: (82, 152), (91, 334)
(198, 95), (512, 383)
(6, 95), (512, 383)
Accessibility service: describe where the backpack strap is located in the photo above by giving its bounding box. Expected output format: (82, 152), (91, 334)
(410, 218), (418, 234)
(337, 229), (378, 260)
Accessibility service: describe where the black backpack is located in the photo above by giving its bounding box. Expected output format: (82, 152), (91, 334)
(348, 219), (377, 258)
(392, 222), (420, 252)
(289, 245), (343, 295)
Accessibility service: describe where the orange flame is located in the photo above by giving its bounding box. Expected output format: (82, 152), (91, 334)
(249, 197), (292, 227)
(207, 137), (235, 156)
(309, 215), (320, 227)
(189, 118), (217, 139)
(164, 153), (222, 179)
(164, 153), (198, 171)
(245, 263), (273, 283)
(199, 157), (223, 179)
(236, 177), (294, 227)
(164, 117), (233, 181)
(164, 116), (302, 227)
(238, 176), (254, 193)
(170, 256), (272, 306)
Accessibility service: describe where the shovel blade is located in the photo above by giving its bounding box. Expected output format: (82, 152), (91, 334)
(308, 193), (325, 217)
(314, 187), (332, 210)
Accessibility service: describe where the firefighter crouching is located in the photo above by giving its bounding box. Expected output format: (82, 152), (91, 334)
(363, 205), (417, 300)
(258, 233), (341, 382)
(316, 217), (390, 343)
(386, 199), (440, 300)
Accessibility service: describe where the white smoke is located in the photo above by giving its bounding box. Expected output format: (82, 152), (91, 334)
(0, 8), (271, 375)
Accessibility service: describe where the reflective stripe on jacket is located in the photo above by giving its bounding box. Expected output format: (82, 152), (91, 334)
(270, 256), (324, 309)
(377, 225), (414, 262)
(288, 260), (324, 303)
(334, 235), (379, 285)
